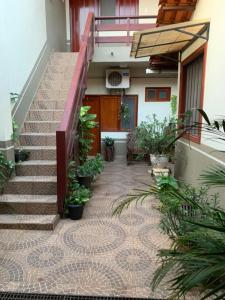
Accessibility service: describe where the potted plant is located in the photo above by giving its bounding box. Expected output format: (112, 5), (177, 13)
(104, 136), (115, 161)
(11, 120), (30, 163)
(135, 114), (177, 168)
(88, 154), (104, 179)
(0, 152), (14, 194)
(76, 162), (93, 188)
(66, 186), (91, 220)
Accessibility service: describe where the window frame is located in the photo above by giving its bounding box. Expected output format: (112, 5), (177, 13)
(179, 43), (207, 144)
(145, 87), (171, 102)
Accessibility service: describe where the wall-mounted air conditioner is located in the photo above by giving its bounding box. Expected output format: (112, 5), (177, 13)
(106, 69), (130, 89)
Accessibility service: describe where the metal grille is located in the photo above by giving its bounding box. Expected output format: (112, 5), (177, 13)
(108, 71), (122, 86)
(0, 293), (164, 300)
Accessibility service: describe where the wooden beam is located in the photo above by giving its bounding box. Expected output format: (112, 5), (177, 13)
(96, 23), (156, 32)
(95, 36), (132, 44)
(162, 5), (195, 11)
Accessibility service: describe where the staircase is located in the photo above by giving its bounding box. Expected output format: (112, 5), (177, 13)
(0, 52), (78, 230)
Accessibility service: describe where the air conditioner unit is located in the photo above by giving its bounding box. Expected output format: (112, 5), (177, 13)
(106, 69), (130, 89)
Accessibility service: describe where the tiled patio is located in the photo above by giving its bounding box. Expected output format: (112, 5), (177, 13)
(0, 158), (171, 299)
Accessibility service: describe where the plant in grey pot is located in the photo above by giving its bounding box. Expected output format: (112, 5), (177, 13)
(11, 120), (30, 163)
(0, 152), (14, 194)
(135, 114), (177, 168)
(104, 136), (115, 161)
(66, 186), (91, 220)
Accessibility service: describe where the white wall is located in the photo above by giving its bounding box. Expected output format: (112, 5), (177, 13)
(86, 77), (177, 139)
(0, 0), (47, 141)
(181, 0), (225, 151)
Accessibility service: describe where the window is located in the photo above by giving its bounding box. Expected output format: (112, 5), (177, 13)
(100, 95), (138, 131)
(179, 44), (206, 143)
(145, 87), (171, 102)
(100, 0), (116, 24)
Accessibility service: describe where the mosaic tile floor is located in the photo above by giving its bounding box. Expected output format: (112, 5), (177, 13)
(0, 158), (172, 298)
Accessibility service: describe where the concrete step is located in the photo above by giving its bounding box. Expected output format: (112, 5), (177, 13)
(50, 52), (78, 66)
(16, 160), (56, 176)
(0, 195), (57, 215)
(0, 214), (59, 230)
(26, 110), (64, 121)
(23, 121), (59, 133)
(16, 146), (56, 160)
(31, 100), (66, 110)
(35, 89), (68, 101)
(20, 133), (56, 146)
(4, 176), (57, 195)
(39, 79), (72, 90)
(46, 65), (75, 75)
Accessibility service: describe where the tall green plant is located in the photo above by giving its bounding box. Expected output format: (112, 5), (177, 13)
(134, 114), (177, 155)
(79, 106), (98, 162)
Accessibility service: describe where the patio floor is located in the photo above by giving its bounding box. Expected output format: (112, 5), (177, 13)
(0, 157), (171, 299)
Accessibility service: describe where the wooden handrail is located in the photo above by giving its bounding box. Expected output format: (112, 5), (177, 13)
(56, 12), (95, 214)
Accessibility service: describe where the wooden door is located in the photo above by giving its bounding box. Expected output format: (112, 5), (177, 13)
(70, 0), (99, 52)
(83, 96), (101, 155)
(100, 96), (121, 131)
(116, 0), (139, 23)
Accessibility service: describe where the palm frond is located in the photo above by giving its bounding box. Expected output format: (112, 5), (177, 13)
(200, 166), (225, 186)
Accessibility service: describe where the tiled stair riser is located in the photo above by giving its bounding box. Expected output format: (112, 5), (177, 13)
(20, 134), (56, 146)
(20, 148), (56, 160)
(4, 179), (56, 195)
(27, 110), (64, 121)
(31, 101), (66, 110)
(16, 162), (56, 176)
(23, 122), (59, 133)
(0, 202), (57, 215)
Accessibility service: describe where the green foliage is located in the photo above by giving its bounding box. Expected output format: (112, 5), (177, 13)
(0, 152), (14, 191)
(170, 95), (177, 118)
(199, 166), (225, 187)
(120, 103), (130, 121)
(104, 136), (114, 146)
(66, 186), (91, 206)
(77, 154), (104, 177)
(10, 93), (19, 104)
(79, 106), (98, 162)
(134, 114), (177, 155)
(11, 120), (19, 143)
(68, 161), (80, 192)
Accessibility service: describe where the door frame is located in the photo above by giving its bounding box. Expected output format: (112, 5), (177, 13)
(85, 94), (138, 132)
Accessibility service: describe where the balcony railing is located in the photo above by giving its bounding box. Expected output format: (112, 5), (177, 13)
(56, 12), (95, 214)
(95, 15), (157, 44)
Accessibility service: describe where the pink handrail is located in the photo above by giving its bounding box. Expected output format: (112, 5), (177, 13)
(56, 12), (95, 214)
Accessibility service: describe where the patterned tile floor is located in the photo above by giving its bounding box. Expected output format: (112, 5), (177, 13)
(0, 157), (173, 298)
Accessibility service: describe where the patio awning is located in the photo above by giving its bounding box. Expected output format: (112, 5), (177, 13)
(130, 19), (210, 59)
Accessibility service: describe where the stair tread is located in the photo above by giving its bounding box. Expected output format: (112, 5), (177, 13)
(20, 132), (56, 136)
(29, 109), (64, 112)
(16, 160), (56, 166)
(16, 146), (56, 150)
(8, 176), (57, 182)
(24, 121), (60, 123)
(0, 194), (57, 203)
(0, 214), (59, 225)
